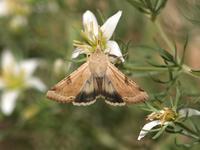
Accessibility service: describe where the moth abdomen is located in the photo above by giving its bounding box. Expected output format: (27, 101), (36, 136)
(95, 77), (103, 92)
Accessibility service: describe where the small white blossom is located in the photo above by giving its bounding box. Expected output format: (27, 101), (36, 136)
(0, 0), (9, 16)
(53, 58), (67, 75)
(9, 15), (28, 29)
(0, 50), (46, 115)
(137, 108), (200, 140)
(72, 10), (124, 62)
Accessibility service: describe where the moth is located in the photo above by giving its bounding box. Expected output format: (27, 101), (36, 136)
(46, 48), (148, 106)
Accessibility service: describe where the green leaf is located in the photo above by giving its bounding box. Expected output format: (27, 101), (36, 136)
(152, 124), (167, 139)
(173, 83), (181, 110)
(144, 101), (158, 112)
(126, 0), (144, 9)
(190, 70), (200, 78)
(159, 48), (175, 63)
(180, 34), (189, 65)
(175, 138), (192, 148)
(147, 61), (170, 68)
(166, 125), (183, 133)
(155, 0), (168, 13)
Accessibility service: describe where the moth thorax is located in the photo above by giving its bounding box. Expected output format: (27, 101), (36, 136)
(89, 52), (108, 77)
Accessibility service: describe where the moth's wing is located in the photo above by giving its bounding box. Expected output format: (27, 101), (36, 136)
(47, 62), (97, 105)
(105, 62), (148, 105)
(101, 76), (126, 106)
(72, 76), (98, 106)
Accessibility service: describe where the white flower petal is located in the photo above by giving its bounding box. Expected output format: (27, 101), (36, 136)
(1, 49), (16, 72)
(0, 0), (9, 16)
(26, 77), (46, 92)
(100, 11), (122, 40)
(138, 121), (171, 140)
(0, 90), (19, 116)
(83, 10), (99, 37)
(137, 120), (161, 140)
(53, 58), (66, 74)
(20, 59), (38, 77)
(179, 108), (200, 118)
(72, 48), (82, 58)
(105, 40), (124, 62)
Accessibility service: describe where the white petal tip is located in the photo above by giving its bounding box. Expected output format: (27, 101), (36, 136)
(72, 52), (79, 59)
(71, 49), (81, 58)
(179, 108), (200, 118)
(116, 11), (122, 17)
(26, 78), (47, 92)
(137, 120), (161, 141)
(1, 91), (19, 116)
(101, 11), (122, 40)
(137, 137), (142, 141)
(84, 10), (93, 15)
(106, 41), (124, 62)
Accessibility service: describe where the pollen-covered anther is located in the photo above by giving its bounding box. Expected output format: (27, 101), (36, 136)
(147, 107), (177, 125)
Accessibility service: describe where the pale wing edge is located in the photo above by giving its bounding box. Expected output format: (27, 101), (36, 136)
(46, 90), (75, 103)
(122, 91), (149, 104)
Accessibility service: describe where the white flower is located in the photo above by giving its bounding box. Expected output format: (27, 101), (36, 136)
(9, 15), (28, 29)
(137, 120), (170, 140)
(0, 0), (9, 17)
(72, 10), (124, 62)
(137, 108), (200, 140)
(0, 50), (46, 115)
(53, 58), (67, 75)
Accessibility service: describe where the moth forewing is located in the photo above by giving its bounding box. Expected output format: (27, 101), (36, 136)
(72, 76), (97, 106)
(101, 76), (125, 106)
(46, 62), (92, 103)
(106, 62), (148, 104)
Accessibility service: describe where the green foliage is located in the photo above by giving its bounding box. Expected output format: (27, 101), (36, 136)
(126, 0), (167, 21)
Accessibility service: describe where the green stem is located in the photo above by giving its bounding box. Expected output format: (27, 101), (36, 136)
(176, 122), (200, 140)
(154, 20), (175, 53)
(154, 20), (199, 80)
(124, 64), (178, 72)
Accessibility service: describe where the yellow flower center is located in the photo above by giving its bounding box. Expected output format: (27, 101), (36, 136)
(147, 107), (177, 124)
(73, 25), (107, 54)
(1, 67), (26, 90)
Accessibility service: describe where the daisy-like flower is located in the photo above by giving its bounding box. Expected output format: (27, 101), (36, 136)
(0, 50), (46, 116)
(137, 107), (200, 140)
(72, 10), (125, 62)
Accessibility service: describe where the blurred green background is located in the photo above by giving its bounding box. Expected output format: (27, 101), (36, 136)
(0, 0), (200, 150)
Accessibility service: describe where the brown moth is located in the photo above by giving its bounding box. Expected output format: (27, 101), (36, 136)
(46, 48), (148, 106)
